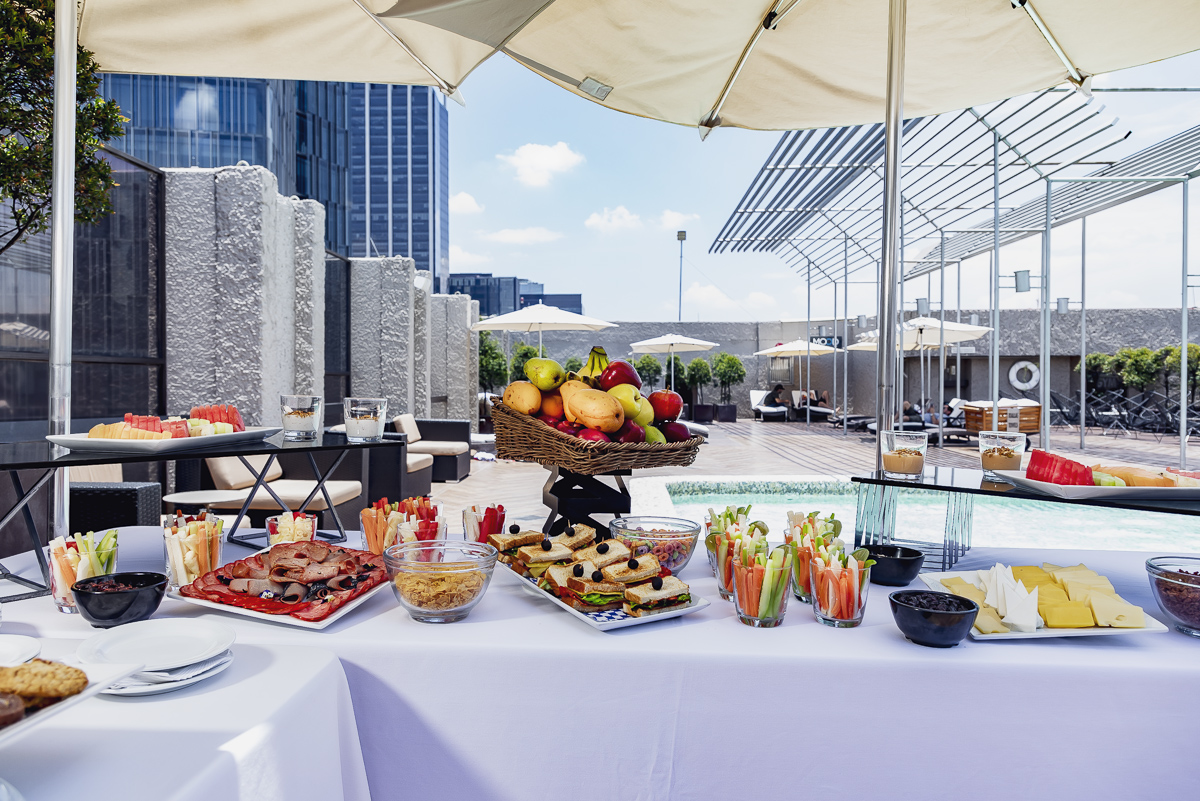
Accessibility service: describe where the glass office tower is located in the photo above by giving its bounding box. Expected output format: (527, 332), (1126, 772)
(348, 84), (449, 292)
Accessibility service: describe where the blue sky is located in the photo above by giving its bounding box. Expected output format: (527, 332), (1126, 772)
(448, 51), (1200, 323)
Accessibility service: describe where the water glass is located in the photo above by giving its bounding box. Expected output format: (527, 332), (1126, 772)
(809, 560), (871, 628)
(163, 523), (222, 590)
(343, 397), (388, 442)
(978, 430), (1025, 480)
(281, 394), (322, 440)
(49, 540), (119, 613)
(881, 430), (928, 480)
(731, 561), (793, 628)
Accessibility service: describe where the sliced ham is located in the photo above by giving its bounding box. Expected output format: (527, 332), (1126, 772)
(229, 578), (283, 596)
(281, 582), (308, 603)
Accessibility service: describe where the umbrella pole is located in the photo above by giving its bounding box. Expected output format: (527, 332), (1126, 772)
(1080, 217), (1087, 451)
(991, 132), (1001, 431)
(844, 242), (849, 437)
(1041, 180), (1052, 449)
(806, 261), (812, 427)
(48, 0), (78, 542)
(1182, 179), (1190, 471)
(938, 235), (946, 448)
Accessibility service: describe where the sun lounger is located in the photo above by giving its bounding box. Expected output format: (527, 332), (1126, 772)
(750, 390), (788, 422)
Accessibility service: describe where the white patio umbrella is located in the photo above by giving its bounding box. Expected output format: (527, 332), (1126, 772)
(469, 302), (616, 353)
(755, 339), (838, 425)
(629, 334), (718, 392)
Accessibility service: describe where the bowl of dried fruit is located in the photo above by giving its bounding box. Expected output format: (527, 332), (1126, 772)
(383, 541), (498, 623)
(888, 590), (979, 648)
(1146, 556), (1200, 638)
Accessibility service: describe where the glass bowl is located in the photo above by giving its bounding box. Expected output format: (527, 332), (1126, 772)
(384, 540), (497, 623)
(1146, 556), (1200, 637)
(609, 516), (701, 574)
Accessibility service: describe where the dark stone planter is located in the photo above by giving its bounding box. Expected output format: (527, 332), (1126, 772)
(717, 404), (738, 423)
(692, 404), (715, 424)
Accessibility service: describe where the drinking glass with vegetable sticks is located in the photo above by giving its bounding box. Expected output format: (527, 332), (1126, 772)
(463, 504), (506, 543)
(731, 543), (793, 628)
(49, 530), (119, 612)
(361, 496), (444, 556)
(785, 511), (842, 603)
(707, 505), (769, 601)
(164, 514), (223, 590)
(267, 512), (317, 546)
(809, 541), (875, 628)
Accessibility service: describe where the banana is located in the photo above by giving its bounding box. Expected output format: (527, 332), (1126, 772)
(578, 346), (610, 381)
(566, 370), (598, 389)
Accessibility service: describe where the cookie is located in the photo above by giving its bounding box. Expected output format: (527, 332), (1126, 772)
(0, 693), (24, 728)
(0, 659), (88, 710)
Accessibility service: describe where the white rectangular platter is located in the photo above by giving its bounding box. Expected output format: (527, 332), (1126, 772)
(496, 562), (709, 631)
(0, 661), (141, 749)
(995, 469), (1200, 500)
(47, 426), (282, 454)
(168, 580), (388, 631)
(920, 571), (1169, 640)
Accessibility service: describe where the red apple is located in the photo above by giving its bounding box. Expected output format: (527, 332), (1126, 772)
(556, 419), (582, 436)
(578, 428), (611, 443)
(661, 421), (692, 443)
(537, 413), (562, 427)
(613, 421), (645, 444)
(597, 359), (642, 391)
(648, 389), (683, 423)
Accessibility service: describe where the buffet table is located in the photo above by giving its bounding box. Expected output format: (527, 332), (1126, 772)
(0, 642), (369, 801)
(2, 529), (1198, 800)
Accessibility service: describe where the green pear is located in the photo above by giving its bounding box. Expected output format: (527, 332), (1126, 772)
(645, 425), (666, 444)
(607, 384), (642, 418)
(525, 358), (566, 391)
(633, 396), (655, 427)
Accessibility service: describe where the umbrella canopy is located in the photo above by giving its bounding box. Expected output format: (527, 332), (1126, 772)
(755, 340), (838, 358)
(469, 302), (615, 351)
(80, 1), (1200, 133)
(629, 334), (719, 354)
(858, 317), (992, 349)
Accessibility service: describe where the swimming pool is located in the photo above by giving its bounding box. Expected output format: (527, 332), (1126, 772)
(630, 476), (1200, 553)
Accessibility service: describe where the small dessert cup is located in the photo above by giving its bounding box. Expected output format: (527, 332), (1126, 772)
(281, 394), (322, 441)
(978, 430), (1025, 480)
(343, 397), (388, 443)
(881, 430), (928, 480)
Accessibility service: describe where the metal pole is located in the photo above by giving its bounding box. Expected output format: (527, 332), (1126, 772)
(938, 234), (946, 447)
(833, 280), (838, 422)
(1183, 179), (1191, 470)
(956, 261), (962, 400)
(875, 0), (906, 468)
(843, 238), (849, 436)
(49, 0), (79, 544)
(1080, 217), (1087, 450)
(677, 233), (685, 322)
(898, 212), (906, 423)
(1041, 180), (1052, 449)
(806, 260), (812, 426)
(991, 131), (1001, 431)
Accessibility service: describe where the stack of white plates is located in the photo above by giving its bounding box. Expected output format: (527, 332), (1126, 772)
(76, 619), (236, 697)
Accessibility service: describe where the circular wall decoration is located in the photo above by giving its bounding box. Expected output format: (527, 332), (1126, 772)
(1009, 360), (1040, 391)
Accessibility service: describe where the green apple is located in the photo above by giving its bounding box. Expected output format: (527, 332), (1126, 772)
(633, 396), (655, 427)
(644, 425), (666, 444)
(607, 384), (642, 418)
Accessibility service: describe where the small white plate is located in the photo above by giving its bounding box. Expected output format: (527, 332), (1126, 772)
(0, 661), (141, 749)
(76, 618), (236, 671)
(0, 635), (40, 667)
(46, 426), (282, 454)
(103, 653), (234, 697)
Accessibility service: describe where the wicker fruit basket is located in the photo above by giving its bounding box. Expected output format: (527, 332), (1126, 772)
(491, 399), (703, 475)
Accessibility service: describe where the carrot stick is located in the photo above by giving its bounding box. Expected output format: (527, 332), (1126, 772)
(748, 563), (764, 616)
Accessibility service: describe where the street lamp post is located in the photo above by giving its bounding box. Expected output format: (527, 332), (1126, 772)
(677, 231), (687, 322)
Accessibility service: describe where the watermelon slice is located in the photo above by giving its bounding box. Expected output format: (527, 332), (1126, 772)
(230, 406), (245, 432)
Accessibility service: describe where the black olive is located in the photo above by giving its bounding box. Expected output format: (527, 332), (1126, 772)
(540, 539), (552, 551)
(509, 524), (520, 534)
(652, 576), (664, 591)
(592, 570), (604, 582)
(597, 542), (610, 554)
(628, 559), (639, 569)
(573, 564), (584, 577)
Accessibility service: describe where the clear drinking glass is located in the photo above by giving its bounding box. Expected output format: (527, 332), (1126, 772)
(266, 513), (318, 546)
(978, 430), (1025, 480)
(163, 523), (222, 590)
(49, 539), (119, 613)
(731, 560), (793, 628)
(281, 394), (322, 440)
(343, 397), (388, 442)
(810, 560), (871, 628)
(881, 430), (928, 480)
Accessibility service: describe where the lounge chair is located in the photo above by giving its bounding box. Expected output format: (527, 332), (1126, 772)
(391, 414), (471, 482)
(750, 390), (788, 422)
(790, 391), (837, 422)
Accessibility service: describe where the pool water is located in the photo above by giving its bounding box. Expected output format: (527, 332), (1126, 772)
(669, 486), (1200, 553)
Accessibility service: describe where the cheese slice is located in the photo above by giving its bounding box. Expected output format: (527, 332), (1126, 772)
(1089, 594), (1145, 628)
(973, 606), (1009, 634)
(1001, 584), (1039, 633)
(1037, 585), (1069, 605)
(1042, 602), (1095, 628)
(950, 585), (987, 606)
(1042, 562), (1065, 571)
(1065, 582), (1118, 603)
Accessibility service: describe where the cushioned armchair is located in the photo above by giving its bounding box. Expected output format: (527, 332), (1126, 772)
(68, 464), (161, 533)
(392, 415), (471, 483)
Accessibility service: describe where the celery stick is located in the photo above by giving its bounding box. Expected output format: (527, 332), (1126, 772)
(758, 565), (775, 618)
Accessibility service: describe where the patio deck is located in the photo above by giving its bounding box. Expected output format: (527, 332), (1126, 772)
(433, 422), (1200, 529)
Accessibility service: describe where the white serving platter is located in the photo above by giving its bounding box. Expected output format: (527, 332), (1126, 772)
(46, 426), (282, 454)
(995, 469), (1200, 500)
(103, 652), (234, 697)
(919, 571), (1169, 640)
(0, 661), (142, 750)
(76, 618), (236, 671)
(169, 579), (389, 631)
(496, 562), (709, 631)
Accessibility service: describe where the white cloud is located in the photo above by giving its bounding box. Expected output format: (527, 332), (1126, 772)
(658, 209), (700, 231)
(496, 142), (585, 187)
(682, 281), (780, 320)
(584, 206), (642, 233)
(449, 192), (484, 214)
(449, 244), (490, 267)
(481, 227), (564, 245)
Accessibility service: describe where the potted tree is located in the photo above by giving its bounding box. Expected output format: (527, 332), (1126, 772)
(687, 357), (714, 423)
(711, 353), (746, 422)
(634, 354), (663, 391)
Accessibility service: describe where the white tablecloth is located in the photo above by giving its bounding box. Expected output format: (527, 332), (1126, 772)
(0, 639), (369, 801)
(3, 529), (1199, 800)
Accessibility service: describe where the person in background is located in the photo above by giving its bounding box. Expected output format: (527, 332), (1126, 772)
(901, 401), (922, 422)
(818, 390), (831, 408)
(765, 384), (791, 408)
(923, 402), (941, 425)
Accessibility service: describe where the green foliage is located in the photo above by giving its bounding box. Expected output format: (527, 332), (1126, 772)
(508, 341), (546, 383)
(711, 353), (747, 404)
(478, 331), (507, 393)
(686, 357), (712, 403)
(563, 356), (583, 373)
(1159, 343), (1200, 401)
(1115, 347), (1163, 391)
(0, 0), (126, 257)
(663, 355), (687, 392)
(634, 354), (662, 390)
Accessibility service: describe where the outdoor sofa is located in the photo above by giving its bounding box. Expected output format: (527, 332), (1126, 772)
(390, 414), (471, 483)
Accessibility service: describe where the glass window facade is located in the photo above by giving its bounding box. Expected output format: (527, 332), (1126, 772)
(448, 274), (520, 317)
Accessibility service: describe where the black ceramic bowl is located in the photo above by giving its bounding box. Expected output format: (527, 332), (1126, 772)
(864, 544), (925, 586)
(889, 590), (978, 648)
(72, 572), (167, 628)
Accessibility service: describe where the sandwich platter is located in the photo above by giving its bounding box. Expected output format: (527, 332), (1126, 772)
(47, 426), (282, 454)
(496, 562), (709, 631)
(995, 469), (1200, 501)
